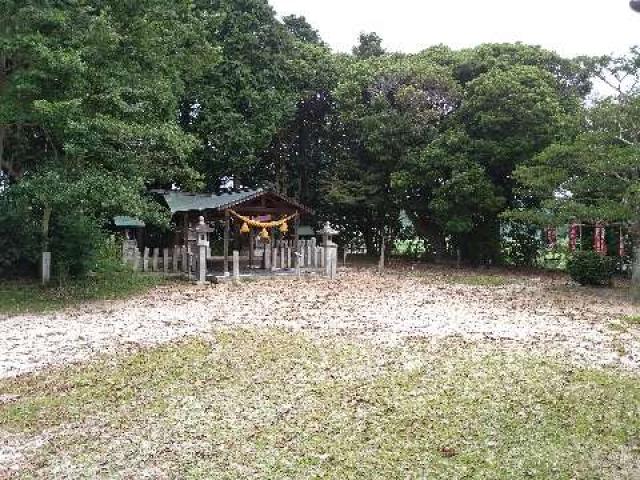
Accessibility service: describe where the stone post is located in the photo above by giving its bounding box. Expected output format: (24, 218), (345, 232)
(163, 248), (169, 274)
(271, 243), (278, 272)
(195, 216), (213, 284)
(286, 246), (292, 269)
(233, 250), (240, 283)
(172, 246), (179, 273)
(280, 244), (286, 269)
(300, 240), (306, 268)
(143, 247), (150, 272)
(132, 250), (140, 271)
(152, 248), (160, 272)
(295, 252), (302, 278)
(41, 252), (51, 285)
(319, 222), (339, 279)
(264, 241), (272, 270)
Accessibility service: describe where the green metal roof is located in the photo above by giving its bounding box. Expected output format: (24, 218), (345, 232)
(161, 189), (264, 214)
(158, 189), (314, 215)
(113, 216), (145, 228)
(297, 225), (316, 237)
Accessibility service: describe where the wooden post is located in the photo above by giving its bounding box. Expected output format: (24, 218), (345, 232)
(294, 213), (300, 253)
(182, 213), (189, 274)
(233, 250), (240, 283)
(224, 210), (230, 277)
(378, 234), (385, 273)
(249, 228), (255, 270)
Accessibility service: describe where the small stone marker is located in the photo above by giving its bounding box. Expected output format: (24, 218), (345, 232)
(163, 248), (170, 274)
(41, 252), (51, 285)
(152, 248), (160, 272)
(173, 246), (180, 273)
(271, 244), (278, 272)
(264, 243), (271, 270)
(233, 250), (240, 282)
(143, 247), (150, 272)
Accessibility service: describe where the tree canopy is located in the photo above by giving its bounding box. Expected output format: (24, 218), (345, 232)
(4, 0), (639, 281)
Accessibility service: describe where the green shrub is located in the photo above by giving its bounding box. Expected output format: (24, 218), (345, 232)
(0, 200), (42, 278)
(566, 251), (616, 286)
(49, 215), (105, 282)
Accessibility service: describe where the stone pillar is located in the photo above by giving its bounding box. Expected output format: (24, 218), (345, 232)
(280, 244), (286, 269)
(300, 240), (306, 268)
(152, 248), (160, 272)
(271, 243), (278, 272)
(233, 250), (240, 283)
(332, 246), (338, 279)
(197, 244), (207, 284)
(132, 250), (140, 271)
(182, 247), (188, 274)
(319, 247), (325, 268)
(163, 248), (169, 274)
(295, 252), (301, 278)
(143, 247), (150, 272)
(264, 242), (271, 270)
(41, 252), (51, 285)
(173, 246), (180, 273)
(286, 246), (292, 269)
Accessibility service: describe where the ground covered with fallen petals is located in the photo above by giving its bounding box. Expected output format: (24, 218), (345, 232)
(1, 267), (639, 478)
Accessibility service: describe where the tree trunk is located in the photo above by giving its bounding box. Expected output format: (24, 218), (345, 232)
(41, 206), (52, 285)
(378, 233), (385, 273)
(630, 222), (640, 286)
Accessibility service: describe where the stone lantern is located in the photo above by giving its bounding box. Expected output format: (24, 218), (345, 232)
(195, 216), (213, 283)
(319, 221), (339, 279)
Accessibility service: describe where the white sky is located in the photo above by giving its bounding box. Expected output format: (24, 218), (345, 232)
(270, 0), (639, 58)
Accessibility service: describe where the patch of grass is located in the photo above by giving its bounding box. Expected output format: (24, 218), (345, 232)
(2, 331), (639, 478)
(621, 315), (640, 326)
(0, 270), (169, 316)
(416, 272), (510, 287)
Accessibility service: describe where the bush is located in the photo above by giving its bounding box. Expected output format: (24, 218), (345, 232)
(49, 215), (105, 282)
(0, 200), (42, 278)
(567, 251), (616, 286)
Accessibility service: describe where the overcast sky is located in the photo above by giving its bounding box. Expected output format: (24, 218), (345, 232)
(270, 0), (639, 58)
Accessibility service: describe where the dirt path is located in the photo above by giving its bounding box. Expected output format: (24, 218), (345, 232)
(1, 268), (639, 378)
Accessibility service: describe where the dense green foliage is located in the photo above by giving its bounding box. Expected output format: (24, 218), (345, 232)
(567, 251), (616, 286)
(1, 0), (637, 281)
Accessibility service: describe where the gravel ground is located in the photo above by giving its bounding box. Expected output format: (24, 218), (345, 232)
(1, 268), (639, 379)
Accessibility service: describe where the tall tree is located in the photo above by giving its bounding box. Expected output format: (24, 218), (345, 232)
(510, 49), (640, 283)
(352, 32), (385, 59)
(328, 56), (460, 253)
(184, 0), (310, 190)
(282, 15), (323, 45)
(0, 0), (215, 271)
